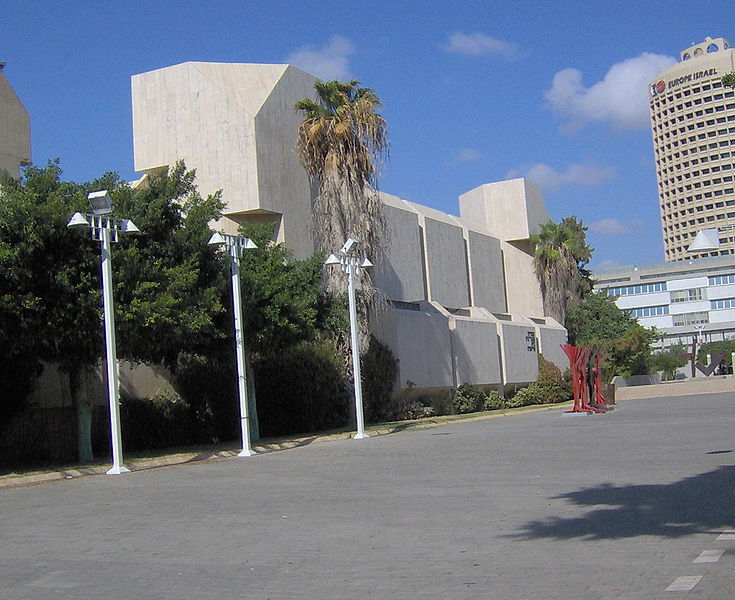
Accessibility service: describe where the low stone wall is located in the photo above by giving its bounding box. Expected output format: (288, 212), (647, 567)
(616, 375), (735, 400)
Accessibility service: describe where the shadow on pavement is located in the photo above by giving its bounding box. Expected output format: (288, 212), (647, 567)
(512, 465), (735, 541)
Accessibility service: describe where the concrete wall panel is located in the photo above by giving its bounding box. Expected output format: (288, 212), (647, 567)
(502, 241), (544, 316)
(451, 319), (501, 386)
(467, 230), (506, 312)
(537, 324), (568, 371)
(424, 217), (470, 308)
(500, 322), (539, 385)
(372, 308), (453, 389)
(373, 203), (425, 302)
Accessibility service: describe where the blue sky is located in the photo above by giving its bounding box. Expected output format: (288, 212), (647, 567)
(3, 1), (735, 269)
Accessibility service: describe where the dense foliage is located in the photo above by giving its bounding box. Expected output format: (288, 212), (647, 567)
(361, 335), (399, 422)
(0, 160), (362, 468)
(253, 341), (348, 437)
(566, 292), (657, 381)
(649, 347), (688, 381)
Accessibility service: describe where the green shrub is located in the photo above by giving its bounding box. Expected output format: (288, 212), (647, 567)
(120, 391), (194, 451)
(361, 336), (399, 423)
(506, 383), (547, 408)
(175, 353), (238, 444)
(452, 383), (486, 414)
(536, 354), (571, 404)
(253, 341), (348, 437)
(427, 391), (453, 416)
(482, 389), (503, 411)
(404, 399), (437, 420)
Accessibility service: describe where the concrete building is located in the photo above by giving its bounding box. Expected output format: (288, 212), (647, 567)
(131, 61), (567, 393)
(649, 36), (735, 261)
(594, 255), (735, 349)
(0, 64), (31, 179)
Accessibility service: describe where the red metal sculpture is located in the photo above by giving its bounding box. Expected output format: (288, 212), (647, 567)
(561, 344), (610, 414)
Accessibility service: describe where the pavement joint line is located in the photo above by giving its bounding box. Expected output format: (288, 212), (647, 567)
(716, 530), (735, 541)
(693, 549), (725, 563)
(665, 575), (703, 592)
(0, 400), (574, 489)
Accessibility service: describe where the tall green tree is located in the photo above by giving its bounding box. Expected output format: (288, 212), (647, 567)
(0, 160), (231, 462)
(566, 291), (657, 381)
(0, 162), (105, 460)
(722, 72), (735, 88)
(112, 162), (229, 369)
(294, 80), (389, 298)
(530, 216), (592, 325)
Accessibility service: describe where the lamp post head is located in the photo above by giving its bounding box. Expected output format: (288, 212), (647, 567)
(87, 190), (114, 215)
(67, 212), (90, 230)
(121, 219), (141, 235)
(208, 231), (227, 247)
(341, 238), (358, 255)
(325, 254), (341, 266)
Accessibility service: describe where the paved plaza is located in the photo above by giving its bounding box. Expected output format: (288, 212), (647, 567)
(2, 393), (735, 599)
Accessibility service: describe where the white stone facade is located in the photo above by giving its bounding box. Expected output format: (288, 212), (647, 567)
(0, 67), (31, 179)
(131, 61), (567, 393)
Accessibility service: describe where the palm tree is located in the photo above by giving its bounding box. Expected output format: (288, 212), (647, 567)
(530, 217), (592, 325)
(294, 80), (388, 296)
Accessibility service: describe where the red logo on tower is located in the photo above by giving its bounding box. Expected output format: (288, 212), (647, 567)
(651, 80), (666, 96)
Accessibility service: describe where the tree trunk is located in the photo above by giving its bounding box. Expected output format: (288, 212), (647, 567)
(245, 357), (259, 442)
(69, 366), (93, 464)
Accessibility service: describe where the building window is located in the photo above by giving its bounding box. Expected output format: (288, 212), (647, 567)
(672, 311), (709, 326)
(708, 274), (735, 286)
(629, 305), (669, 318)
(606, 282), (667, 296)
(670, 288), (703, 303)
(711, 298), (735, 310)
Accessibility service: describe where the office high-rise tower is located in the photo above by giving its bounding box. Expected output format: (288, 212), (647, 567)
(649, 37), (735, 261)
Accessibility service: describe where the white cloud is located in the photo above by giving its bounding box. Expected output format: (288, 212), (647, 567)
(595, 259), (623, 271)
(454, 147), (483, 163)
(445, 32), (519, 59)
(588, 217), (643, 236)
(285, 36), (354, 80)
(545, 52), (676, 131)
(507, 162), (617, 192)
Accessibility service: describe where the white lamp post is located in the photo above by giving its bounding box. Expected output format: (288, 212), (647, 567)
(67, 190), (140, 475)
(325, 238), (373, 440)
(208, 231), (258, 456)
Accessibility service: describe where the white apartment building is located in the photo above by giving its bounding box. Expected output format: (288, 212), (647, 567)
(595, 255), (735, 349)
(649, 36), (735, 262)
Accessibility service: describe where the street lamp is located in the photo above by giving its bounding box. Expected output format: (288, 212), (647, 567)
(66, 191), (140, 475)
(325, 238), (373, 440)
(208, 231), (258, 456)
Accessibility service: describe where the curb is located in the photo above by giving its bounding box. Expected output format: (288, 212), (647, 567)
(0, 402), (571, 489)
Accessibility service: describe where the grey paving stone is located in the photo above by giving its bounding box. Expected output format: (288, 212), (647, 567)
(1, 393), (734, 599)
